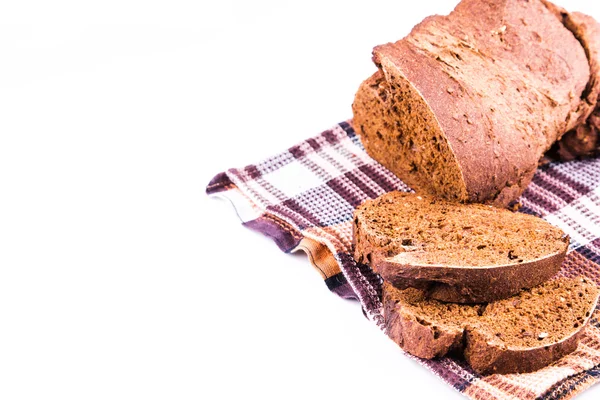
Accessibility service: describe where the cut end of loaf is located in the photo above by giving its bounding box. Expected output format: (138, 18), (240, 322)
(352, 65), (469, 203)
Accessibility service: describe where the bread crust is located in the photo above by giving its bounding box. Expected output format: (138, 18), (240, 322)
(375, 249), (567, 303)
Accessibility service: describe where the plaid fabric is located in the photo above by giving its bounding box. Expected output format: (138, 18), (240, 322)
(206, 121), (600, 400)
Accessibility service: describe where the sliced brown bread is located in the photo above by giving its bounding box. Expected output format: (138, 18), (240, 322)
(383, 277), (599, 374)
(352, 0), (600, 206)
(353, 192), (569, 303)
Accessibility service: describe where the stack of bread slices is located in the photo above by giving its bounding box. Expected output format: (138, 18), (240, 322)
(353, 192), (599, 374)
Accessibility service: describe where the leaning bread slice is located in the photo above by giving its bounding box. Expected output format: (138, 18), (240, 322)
(383, 277), (599, 374)
(353, 191), (569, 303)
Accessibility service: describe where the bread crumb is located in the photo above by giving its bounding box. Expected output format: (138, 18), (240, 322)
(492, 25), (507, 35)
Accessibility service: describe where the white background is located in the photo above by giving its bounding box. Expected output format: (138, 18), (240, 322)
(1, 0), (600, 399)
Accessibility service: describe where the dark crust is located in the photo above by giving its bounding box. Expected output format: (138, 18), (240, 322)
(375, 248), (567, 303)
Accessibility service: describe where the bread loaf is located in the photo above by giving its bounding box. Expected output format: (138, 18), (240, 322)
(353, 192), (569, 303)
(383, 277), (599, 374)
(352, 0), (600, 206)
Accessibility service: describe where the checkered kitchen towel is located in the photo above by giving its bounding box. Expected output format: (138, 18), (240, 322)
(206, 121), (600, 400)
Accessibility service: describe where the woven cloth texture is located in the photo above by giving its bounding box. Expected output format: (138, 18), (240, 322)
(207, 121), (600, 400)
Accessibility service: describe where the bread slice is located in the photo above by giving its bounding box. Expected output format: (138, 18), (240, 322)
(352, 0), (599, 206)
(353, 192), (569, 303)
(383, 277), (599, 374)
